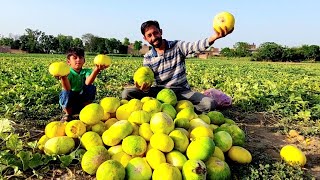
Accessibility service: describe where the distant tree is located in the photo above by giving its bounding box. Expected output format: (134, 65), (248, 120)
(106, 38), (122, 54)
(19, 28), (42, 53)
(11, 40), (21, 49)
(233, 42), (251, 57)
(39, 33), (59, 53)
(57, 34), (73, 53)
(253, 42), (284, 61)
(300, 45), (320, 60)
(282, 47), (304, 62)
(81, 33), (95, 52)
(0, 37), (14, 46)
(133, 41), (142, 55)
(72, 38), (84, 48)
(220, 47), (235, 57)
(123, 37), (130, 46)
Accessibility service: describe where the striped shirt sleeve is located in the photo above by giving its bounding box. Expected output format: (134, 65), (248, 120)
(177, 38), (211, 56)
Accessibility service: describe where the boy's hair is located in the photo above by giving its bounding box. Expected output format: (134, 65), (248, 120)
(141, 20), (160, 35)
(66, 47), (85, 59)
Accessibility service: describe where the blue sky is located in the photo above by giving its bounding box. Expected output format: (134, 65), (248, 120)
(1, 0), (319, 48)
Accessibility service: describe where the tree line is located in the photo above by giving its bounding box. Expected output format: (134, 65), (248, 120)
(220, 42), (320, 62)
(0, 28), (144, 54)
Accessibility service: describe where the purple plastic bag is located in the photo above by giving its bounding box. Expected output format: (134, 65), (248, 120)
(203, 88), (232, 108)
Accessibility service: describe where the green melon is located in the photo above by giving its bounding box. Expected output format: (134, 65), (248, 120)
(186, 137), (215, 161)
(213, 131), (232, 152)
(156, 88), (177, 106)
(205, 157), (231, 180)
(215, 124), (245, 146)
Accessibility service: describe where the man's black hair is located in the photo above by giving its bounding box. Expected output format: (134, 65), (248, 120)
(66, 47), (85, 59)
(141, 20), (161, 35)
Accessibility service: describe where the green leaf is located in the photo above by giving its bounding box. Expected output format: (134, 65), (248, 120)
(59, 155), (74, 168)
(6, 134), (23, 151)
(28, 153), (43, 169)
(27, 141), (38, 150)
(0, 118), (13, 133)
(69, 148), (86, 161)
(42, 154), (55, 164)
(17, 151), (32, 171)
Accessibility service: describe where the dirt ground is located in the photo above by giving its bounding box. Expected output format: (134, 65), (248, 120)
(237, 112), (320, 179)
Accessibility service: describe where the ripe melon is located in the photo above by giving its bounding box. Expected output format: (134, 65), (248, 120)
(133, 66), (154, 87)
(128, 110), (151, 125)
(65, 120), (86, 138)
(122, 135), (147, 156)
(169, 129), (189, 153)
(166, 150), (188, 170)
(175, 100), (194, 113)
(96, 160), (125, 180)
(213, 11), (235, 33)
(45, 121), (66, 138)
(228, 146), (252, 164)
(280, 145), (306, 166)
(146, 148), (166, 170)
(182, 159), (207, 180)
(139, 123), (154, 141)
(80, 131), (103, 150)
(100, 97), (120, 113)
(142, 99), (162, 114)
(150, 112), (174, 134)
(44, 136), (75, 155)
(152, 163), (182, 180)
(79, 103), (104, 125)
(48, 61), (70, 77)
(93, 54), (111, 66)
(37, 135), (50, 151)
(150, 133), (174, 153)
(126, 157), (152, 180)
(81, 146), (110, 175)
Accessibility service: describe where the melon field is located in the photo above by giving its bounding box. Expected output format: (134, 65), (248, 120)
(0, 53), (319, 179)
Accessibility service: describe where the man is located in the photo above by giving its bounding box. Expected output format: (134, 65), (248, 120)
(122, 20), (233, 113)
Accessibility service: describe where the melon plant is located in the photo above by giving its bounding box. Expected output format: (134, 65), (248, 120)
(133, 66), (154, 87)
(48, 61), (70, 76)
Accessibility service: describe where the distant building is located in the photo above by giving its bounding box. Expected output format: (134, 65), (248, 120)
(0, 46), (11, 53)
(197, 47), (220, 59)
(248, 43), (257, 52)
(127, 44), (150, 55)
(0, 46), (26, 53)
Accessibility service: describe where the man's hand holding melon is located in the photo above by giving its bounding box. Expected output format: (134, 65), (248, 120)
(133, 66), (155, 92)
(209, 11), (235, 45)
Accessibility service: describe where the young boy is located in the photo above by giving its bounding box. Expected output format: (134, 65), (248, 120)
(56, 47), (107, 121)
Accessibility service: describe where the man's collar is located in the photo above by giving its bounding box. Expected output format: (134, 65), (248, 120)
(151, 39), (173, 57)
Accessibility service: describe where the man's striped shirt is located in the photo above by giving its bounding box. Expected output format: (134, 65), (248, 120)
(143, 38), (211, 89)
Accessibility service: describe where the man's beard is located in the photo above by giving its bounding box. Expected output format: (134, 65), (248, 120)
(151, 37), (163, 48)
